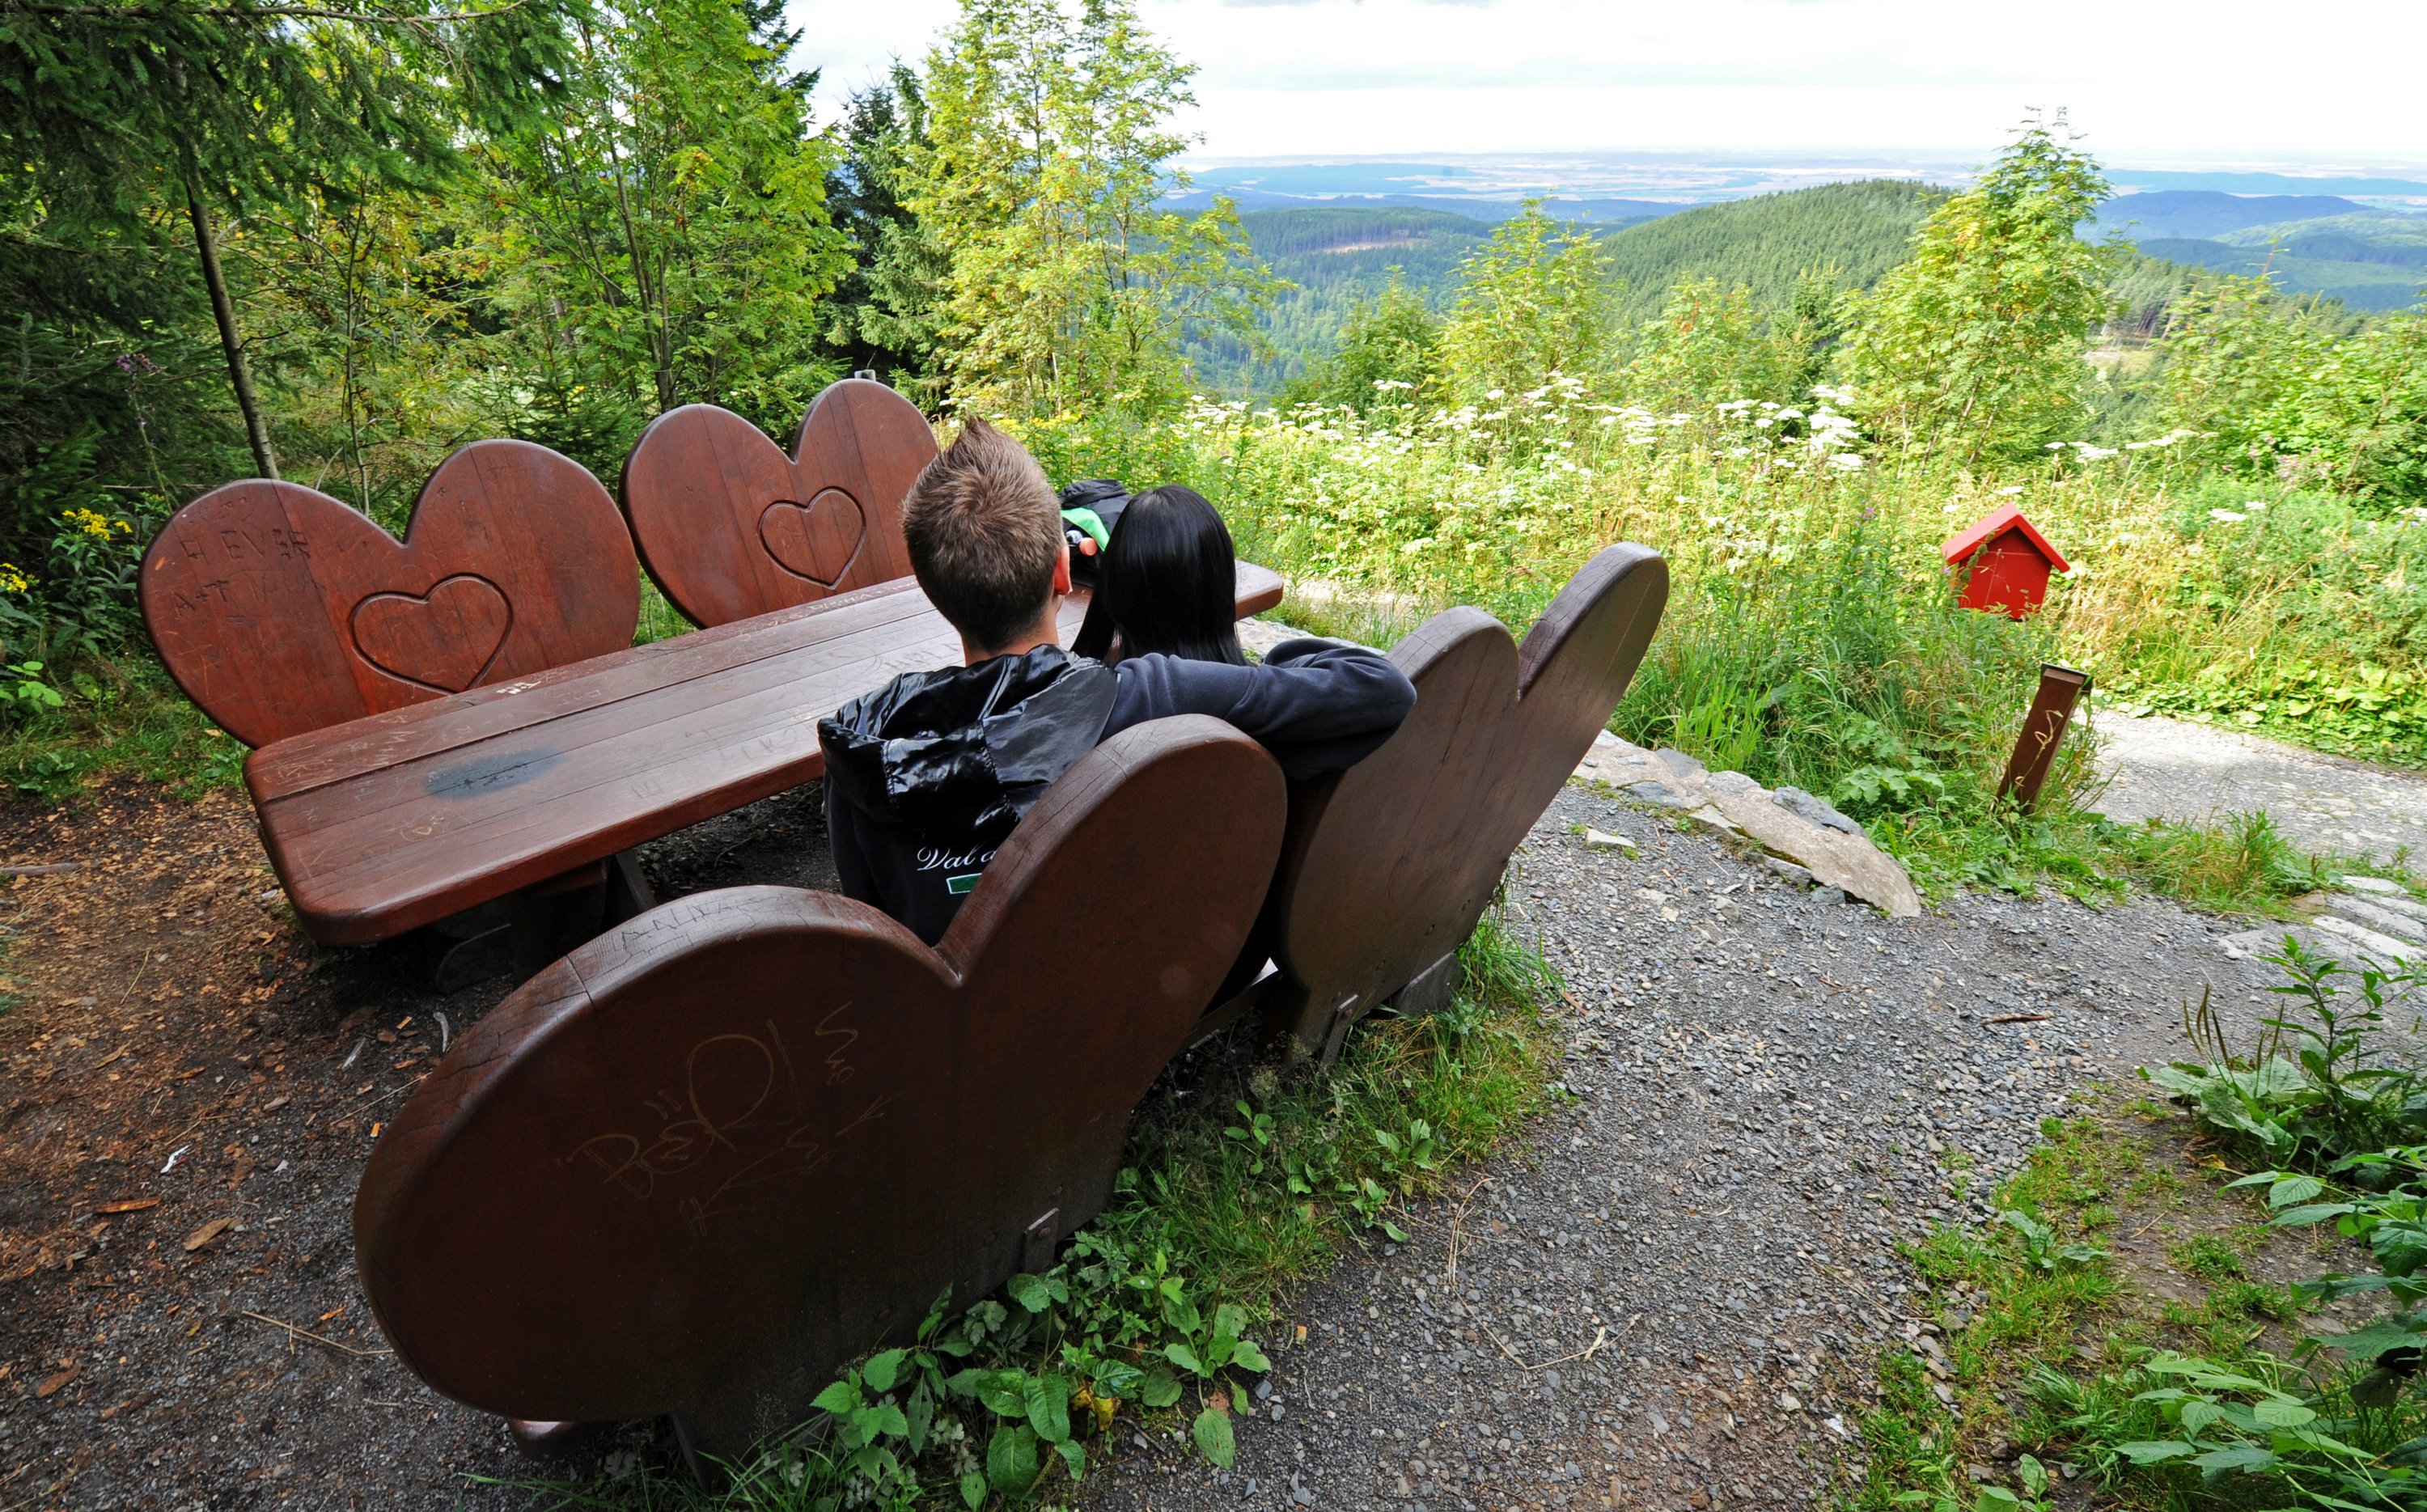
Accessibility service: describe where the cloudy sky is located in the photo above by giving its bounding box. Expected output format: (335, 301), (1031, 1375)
(790, 0), (2427, 167)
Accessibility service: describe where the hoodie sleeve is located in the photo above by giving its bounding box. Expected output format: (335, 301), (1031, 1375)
(1106, 639), (1417, 781)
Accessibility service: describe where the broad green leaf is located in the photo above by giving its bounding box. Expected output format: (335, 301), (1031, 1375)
(959, 1472), (986, 1510)
(2275, 1203), (2359, 1228)
(1974, 1490), (2021, 1511)
(1141, 1369), (1183, 1408)
(1165, 1342), (1206, 1377)
(2016, 1455), (2049, 1498)
(862, 1349), (908, 1394)
(1007, 1273), (1053, 1314)
(987, 1423), (1041, 1493)
(2180, 1400), (2225, 1437)
(2115, 1441), (2196, 1463)
(1056, 1438), (1087, 1479)
(1192, 1406), (1236, 1468)
(1023, 1372), (1071, 1444)
(811, 1380), (860, 1415)
(2251, 1398), (2315, 1429)
(975, 1370), (1027, 1417)
(851, 1403), (909, 1440)
(2268, 1175), (2326, 1208)
(1214, 1304), (1247, 1349)
(2318, 1319), (2427, 1359)
(1232, 1340), (1273, 1373)
(2189, 1444), (2277, 1473)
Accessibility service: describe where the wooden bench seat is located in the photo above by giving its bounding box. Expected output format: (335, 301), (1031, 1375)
(1190, 544), (1670, 1064)
(353, 715), (1288, 1468)
(250, 564), (1286, 945)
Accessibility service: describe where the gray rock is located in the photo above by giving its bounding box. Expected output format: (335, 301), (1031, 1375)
(2340, 875), (2406, 896)
(2339, 885), (2427, 925)
(2326, 896), (2427, 947)
(1812, 887), (1849, 907)
(1705, 769), (1764, 800)
(1773, 786), (1862, 836)
(1624, 779), (1703, 811)
(1764, 858), (1817, 887)
(1654, 748), (1708, 781)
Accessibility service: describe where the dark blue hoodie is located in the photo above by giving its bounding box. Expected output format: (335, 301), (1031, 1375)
(818, 639), (1416, 944)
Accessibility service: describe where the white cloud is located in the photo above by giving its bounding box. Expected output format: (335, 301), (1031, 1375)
(788, 0), (2427, 160)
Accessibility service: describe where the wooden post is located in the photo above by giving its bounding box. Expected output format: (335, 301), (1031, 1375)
(1998, 663), (2090, 813)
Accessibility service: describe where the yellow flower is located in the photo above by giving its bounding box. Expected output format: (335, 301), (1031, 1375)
(0, 562), (28, 595)
(63, 506), (116, 540)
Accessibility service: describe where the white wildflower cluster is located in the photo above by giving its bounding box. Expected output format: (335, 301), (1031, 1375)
(2124, 428), (2199, 451)
(2047, 440), (2120, 462)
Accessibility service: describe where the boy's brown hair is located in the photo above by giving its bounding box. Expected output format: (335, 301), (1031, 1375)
(900, 417), (1064, 651)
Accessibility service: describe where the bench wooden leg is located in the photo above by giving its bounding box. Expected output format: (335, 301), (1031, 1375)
(507, 860), (609, 980)
(501, 849), (655, 984)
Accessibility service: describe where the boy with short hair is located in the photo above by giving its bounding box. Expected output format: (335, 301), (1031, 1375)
(818, 417), (1415, 943)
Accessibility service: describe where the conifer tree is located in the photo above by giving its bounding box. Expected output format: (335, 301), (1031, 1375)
(0, 0), (574, 476)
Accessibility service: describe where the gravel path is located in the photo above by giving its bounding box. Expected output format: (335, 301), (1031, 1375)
(1080, 785), (2276, 1512)
(2090, 709), (2427, 862)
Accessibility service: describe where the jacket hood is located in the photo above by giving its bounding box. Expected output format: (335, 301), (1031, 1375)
(819, 645), (1117, 843)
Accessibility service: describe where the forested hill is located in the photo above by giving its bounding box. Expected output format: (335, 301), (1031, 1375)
(1187, 208), (1493, 395)
(1597, 180), (1942, 324)
(1185, 181), (1944, 396)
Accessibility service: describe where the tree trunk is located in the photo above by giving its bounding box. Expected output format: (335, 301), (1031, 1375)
(184, 180), (278, 480)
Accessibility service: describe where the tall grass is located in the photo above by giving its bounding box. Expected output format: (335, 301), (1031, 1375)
(1019, 384), (2424, 892)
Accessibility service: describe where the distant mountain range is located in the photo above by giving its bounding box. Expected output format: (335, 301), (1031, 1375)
(1180, 176), (2427, 395)
(2095, 193), (2427, 311)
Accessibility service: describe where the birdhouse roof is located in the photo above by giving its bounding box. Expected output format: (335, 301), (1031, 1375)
(1942, 503), (2069, 573)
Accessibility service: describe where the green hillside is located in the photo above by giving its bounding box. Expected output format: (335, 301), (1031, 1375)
(2210, 212), (2427, 265)
(1186, 208), (1495, 396)
(2137, 236), (2425, 312)
(1184, 184), (1945, 397)
(1598, 179), (1943, 324)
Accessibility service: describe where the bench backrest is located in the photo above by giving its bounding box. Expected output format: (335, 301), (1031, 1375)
(619, 379), (934, 628)
(1266, 544), (1668, 1054)
(140, 441), (641, 748)
(352, 714), (1284, 1461)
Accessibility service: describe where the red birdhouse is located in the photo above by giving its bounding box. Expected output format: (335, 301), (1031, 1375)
(1942, 504), (2069, 620)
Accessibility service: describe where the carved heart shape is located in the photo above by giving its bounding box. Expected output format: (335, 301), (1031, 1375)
(354, 717), (1285, 1458)
(1269, 545), (1669, 1053)
(350, 574), (513, 692)
(139, 441), (639, 748)
(756, 489), (868, 587)
(621, 379), (934, 628)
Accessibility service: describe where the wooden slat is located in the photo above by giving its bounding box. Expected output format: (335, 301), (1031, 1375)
(253, 564), (1289, 944)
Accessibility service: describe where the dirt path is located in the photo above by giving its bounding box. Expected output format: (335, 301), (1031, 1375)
(0, 781), (835, 1512)
(2090, 709), (2427, 862)
(0, 776), (2281, 1510)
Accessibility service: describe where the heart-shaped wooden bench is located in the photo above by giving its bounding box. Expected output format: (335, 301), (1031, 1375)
(620, 379), (934, 627)
(1197, 544), (1670, 1064)
(354, 714), (1285, 1468)
(140, 439), (642, 748)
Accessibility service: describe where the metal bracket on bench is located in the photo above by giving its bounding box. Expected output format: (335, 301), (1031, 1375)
(1383, 952), (1464, 1020)
(1022, 1205), (1063, 1273)
(1316, 993), (1364, 1069)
